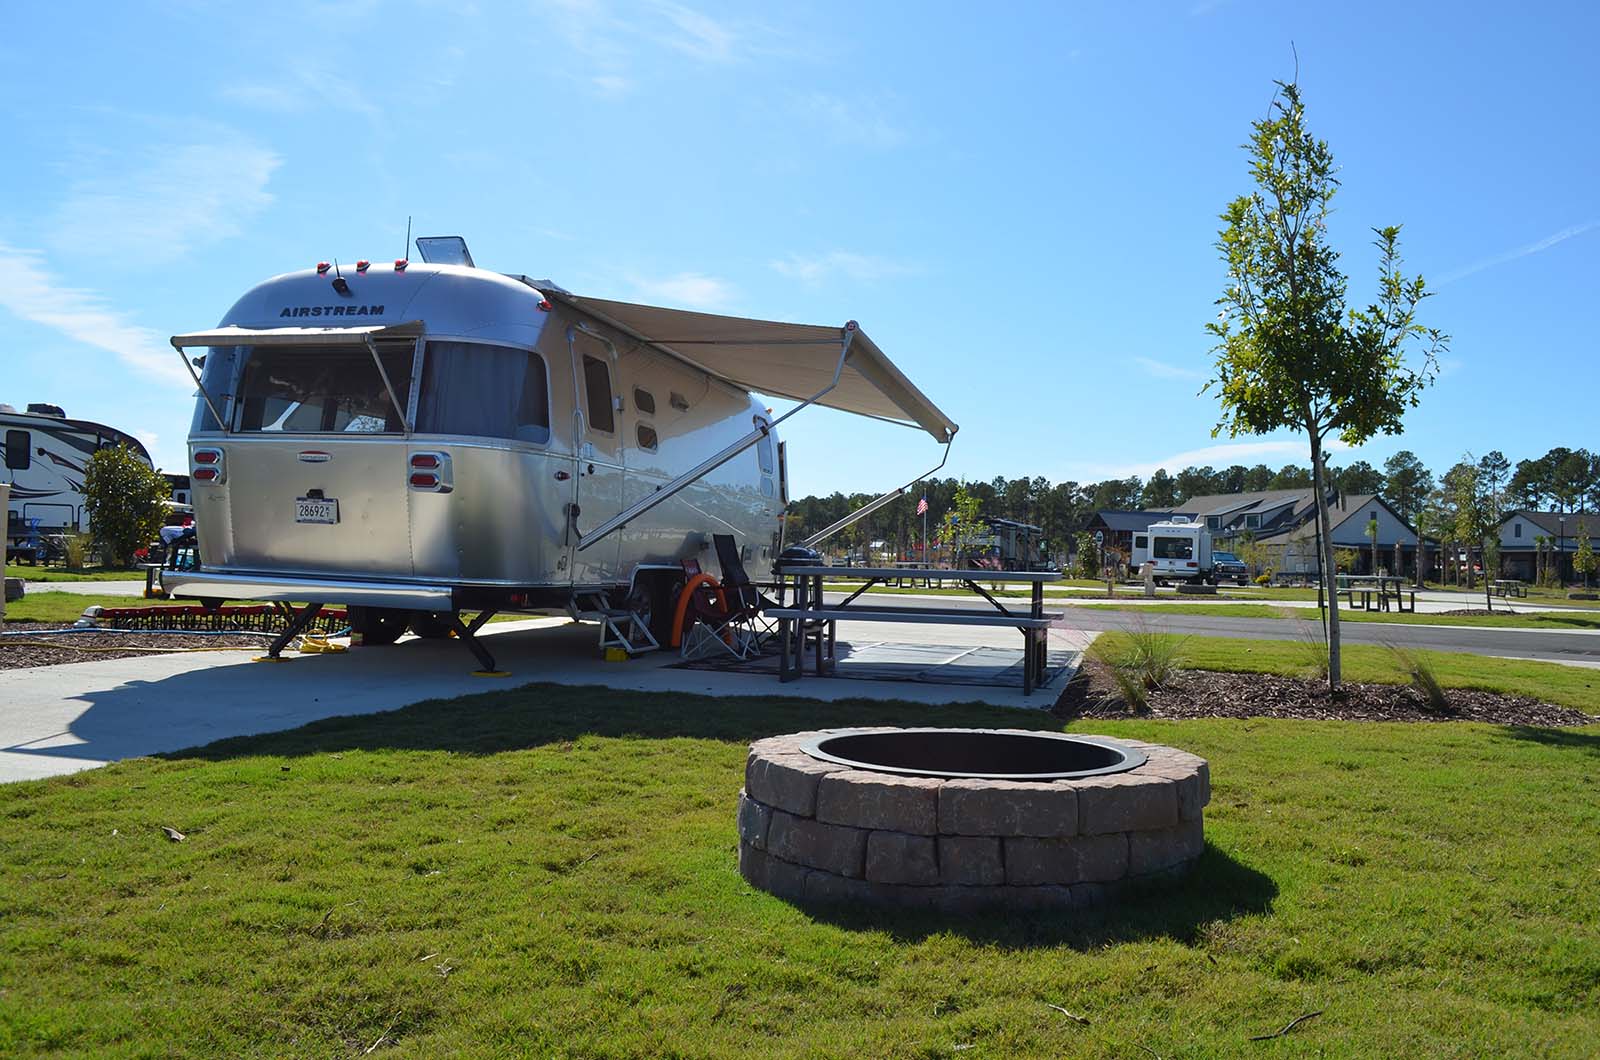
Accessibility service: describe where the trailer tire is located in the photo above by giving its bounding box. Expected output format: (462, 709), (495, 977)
(348, 605), (407, 646)
(409, 610), (456, 639)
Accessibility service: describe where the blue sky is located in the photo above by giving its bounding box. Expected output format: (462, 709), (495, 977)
(2, 1), (1595, 497)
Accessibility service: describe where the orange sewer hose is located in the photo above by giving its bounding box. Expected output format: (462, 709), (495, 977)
(670, 573), (727, 648)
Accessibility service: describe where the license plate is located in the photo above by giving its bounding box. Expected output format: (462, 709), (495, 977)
(294, 497), (339, 524)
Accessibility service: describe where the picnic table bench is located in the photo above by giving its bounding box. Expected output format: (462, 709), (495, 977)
(770, 565), (1062, 695)
(1337, 574), (1416, 613)
(1491, 579), (1527, 598)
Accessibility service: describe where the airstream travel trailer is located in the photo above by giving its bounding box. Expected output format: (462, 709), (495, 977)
(162, 238), (957, 670)
(3, 403), (154, 546)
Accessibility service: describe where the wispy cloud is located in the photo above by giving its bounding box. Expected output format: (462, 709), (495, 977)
(627, 271), (736, 311)
(1133, 356), (1208, 382)
(1436, 221), (1598, 286)
(653, 1), (738, 62)
(795, 92), (907, 149)
(0, 242), (193, 389)
(1078, 437), (1353, 481)
(769, 251), (918, 285)
(47, 135), (280, 264)
(540, 0), (750, 97)
(221, 65), (385, 119)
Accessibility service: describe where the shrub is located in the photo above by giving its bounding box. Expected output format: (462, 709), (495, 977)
(1255, 572), (1273, 586)
(1387, 644), (1451, 714)
(1290, 618), (1330, 681)
(83, 445), (169, 568)
(1107, 619), (1187, 701)
(64, 532), (94, 571)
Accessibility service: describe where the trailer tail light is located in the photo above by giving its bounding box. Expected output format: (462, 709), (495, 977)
(407, 451), (452, 492)
(1186, 561), (1198, 567)
(192, 447), (225, 484)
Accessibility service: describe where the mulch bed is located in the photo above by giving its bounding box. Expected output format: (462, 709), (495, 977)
(0, 621), (269, 671)
(1056, 655), (1595, 727)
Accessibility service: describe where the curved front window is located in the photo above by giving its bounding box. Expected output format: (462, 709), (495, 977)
(415, 341), (550, 444)
(235, 344), (415, 433)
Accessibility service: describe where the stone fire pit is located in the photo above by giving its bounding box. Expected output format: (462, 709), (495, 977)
(737, 728), (1209, 911)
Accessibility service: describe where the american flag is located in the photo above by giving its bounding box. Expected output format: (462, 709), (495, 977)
(916, 496), (929, 516)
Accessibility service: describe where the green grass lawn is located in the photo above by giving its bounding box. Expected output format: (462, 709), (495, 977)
(5, 564), (148, 582)
(1092, 632), (1600, 715)
(4, 592), (172, 624)
(2, 685), (1596, 1056)
(1079, 601), (1600, 630)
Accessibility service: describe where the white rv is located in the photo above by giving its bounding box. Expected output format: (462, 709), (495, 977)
(3, 403), (154, 540)
(162, 237), (956, 669)
(1129, 517), (1214, 584)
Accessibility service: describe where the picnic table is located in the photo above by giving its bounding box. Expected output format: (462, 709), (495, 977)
(1337, 574), (1415, 613)
(1491, 579), (1527, 599)
(767, 565), (1062, 695)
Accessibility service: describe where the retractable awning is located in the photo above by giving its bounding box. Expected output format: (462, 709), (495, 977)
(546, 294), (957, 443)
(169, 321), (425, 348)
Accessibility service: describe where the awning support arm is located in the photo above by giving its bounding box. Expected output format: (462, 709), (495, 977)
(171, 339), (229, 433)
(576, 327), (857, 552)
(799, 436), (953, 550)
(364, 335), (412, 436)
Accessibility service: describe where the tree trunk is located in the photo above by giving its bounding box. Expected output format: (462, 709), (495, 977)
(1311, 436), (1342, 692)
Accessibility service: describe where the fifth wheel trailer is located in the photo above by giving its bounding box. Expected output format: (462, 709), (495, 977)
(162, 238), (957, 669)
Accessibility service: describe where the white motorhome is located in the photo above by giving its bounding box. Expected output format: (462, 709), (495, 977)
(3, 403), (154, 540)
(162, 238), (957, 669)
(1129, 517), (1214, 584)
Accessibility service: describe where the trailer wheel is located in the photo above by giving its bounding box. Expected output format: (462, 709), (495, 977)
(409, 610), (456, 639)
(347, 605), (407, 646)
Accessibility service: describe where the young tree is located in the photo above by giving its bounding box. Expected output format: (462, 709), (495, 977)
(83, 445), (171, 568)
(942, 484), (985, 567)
(1206, 80), (1447, 691)
(1575, 520), (1595, 588)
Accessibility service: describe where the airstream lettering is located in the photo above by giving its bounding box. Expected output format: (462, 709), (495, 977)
(163, 239), (956, 671)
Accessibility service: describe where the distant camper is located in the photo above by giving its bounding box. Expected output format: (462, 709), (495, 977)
(2, 403), (154, 538)
(1129, 517), (1215, 584)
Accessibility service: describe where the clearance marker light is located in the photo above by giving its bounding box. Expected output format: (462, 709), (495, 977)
(356, 260), (371, 273)
(316, 261), (331, 275)
(394, 258), (408, 272)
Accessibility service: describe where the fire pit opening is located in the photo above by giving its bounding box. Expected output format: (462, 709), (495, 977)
(801, 728), (1145, 780)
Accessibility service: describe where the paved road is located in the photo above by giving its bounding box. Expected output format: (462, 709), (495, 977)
(821, 590), (1600, 667)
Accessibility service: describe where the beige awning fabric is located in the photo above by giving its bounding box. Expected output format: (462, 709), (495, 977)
(549, 294), (957, 443)
(170, 321), (424, 348)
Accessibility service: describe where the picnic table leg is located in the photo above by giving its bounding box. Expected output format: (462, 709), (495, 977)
(779, 617), (797, 682)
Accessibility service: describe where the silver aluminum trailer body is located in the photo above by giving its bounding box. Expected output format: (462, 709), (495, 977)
(2, 406), (153, 535)
(164, 250), (955, 665)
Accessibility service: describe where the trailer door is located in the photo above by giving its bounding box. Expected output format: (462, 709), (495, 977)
(568, 327), (625, 584)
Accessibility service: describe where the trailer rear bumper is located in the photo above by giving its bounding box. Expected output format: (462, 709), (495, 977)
(161, 569), (455, 610)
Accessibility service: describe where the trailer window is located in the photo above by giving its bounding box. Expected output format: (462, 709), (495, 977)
(636, 424), (658, 452)
(416, 341), (550, 443)
(5, 430), (29, 470)
(754, 418), (775, 474)
(1134, 535), (1147, 550)
(1152, 536), (1194, 560)
(236, 345), (414, 433)
(582, 355), (615, 433)
(633, 387), (656, 416)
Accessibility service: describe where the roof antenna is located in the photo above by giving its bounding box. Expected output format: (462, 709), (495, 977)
(330, 257), (351, 296)
(403, 215), (412, 261)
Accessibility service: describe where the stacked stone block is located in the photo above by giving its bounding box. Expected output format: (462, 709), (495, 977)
(737, 730), (1209, 911)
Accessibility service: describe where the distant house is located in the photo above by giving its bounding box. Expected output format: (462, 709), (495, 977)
(1091, 488), (1419, 576)
(1497, 510), (1595, 582)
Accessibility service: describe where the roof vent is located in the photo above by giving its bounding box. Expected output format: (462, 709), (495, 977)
(26, 403), (66, 417)
(415, 236), (474, 267)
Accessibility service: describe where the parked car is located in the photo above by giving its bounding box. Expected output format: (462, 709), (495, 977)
(1211, 550), (1249, 585)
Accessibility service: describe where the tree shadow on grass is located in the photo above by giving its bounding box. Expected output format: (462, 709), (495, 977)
(789, 845), (1276, 952)
(164, 681), (1061, 763)
(1491, 724), (1600, 755)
